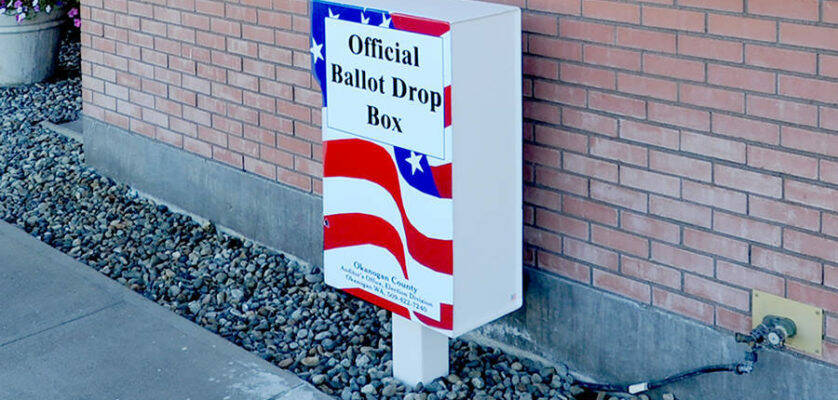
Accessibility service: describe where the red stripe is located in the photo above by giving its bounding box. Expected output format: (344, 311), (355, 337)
(324, 139), (453, 275)
(391, 13), (450, 36)
(344, 288), (411, 319)
(430, 164), (452, 199)
(444, 86), (452, 127)
(324, 213), (408, 279)
(415, 303), (453, 330)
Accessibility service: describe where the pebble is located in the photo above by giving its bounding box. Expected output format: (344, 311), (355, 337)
(0, 29), (578, 400)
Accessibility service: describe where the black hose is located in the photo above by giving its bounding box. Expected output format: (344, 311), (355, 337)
(574, 363), (741, 394)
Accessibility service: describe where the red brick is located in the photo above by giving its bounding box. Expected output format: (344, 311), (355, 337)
(536, 208), (589, 239)
(785, 229), (838, 264)
(589, 91), (646, 119)
(650, 195), (712, 229)
(617, 73), (677, 101)
(748, 95), (817, 127)
(708, 14), (775, 42)
(653, 287), (714, 324)
(524, 144), (560, 167)
(535, 125), (588, 153)
(621, 212), (680, 243)
(184, 137), (212, 158)
(712, 114), (779, 145)
(620, 166), (680, 197)
(828, 315), (838, 340)
(650, 151), (711, 182)
(523, 12), (558, 35)
(560, 63), (615, 90)
(619, 120), (679, 149)
(562, 108), (618, 136)
(678, 34), (743, 63)
(779, 75), (838, 105)
(821, 54), (838, 79)
(707, 64), (774, 94)
(826, 265), (838, 290)
(559, 19), (614, 44)
(617, 27), (676, 53)
(583, 45), (641, 71)
(648, 102), (709, 131)
(564, 237), (620, 270)
(781, 126), (838, 158)
(780, 23), (838, 51)
(685, 228), (749, 262)
(564, 195), (619, 226)
(524, 101), (561, 125)
(745, 44), (816, 74)
(787, 280), (838, 314)
(582, 0), (639, 23)
(590, 137), (647, 166)
(682, 131), (746, 163)
(679, 0), (743, 12)
(826, 1), (838, 23)
(716, 307), (752, 333)
(592, 225), (649, 257)
(538, 252), (590, 283)
(525, 186), (562, 209)
(529, 36), (582, 61)
(525, 57), (559, 80)
(822, 160), (838, 186)
(276, 167), (312, 192)
(591, 181), (647, 212)
(715, 164), (782, 198)
(823, 106), (838, 131)
(533, 81), (586, 107)
(643, 53), (704, 81)
(747, 146), (818, 179)
(642, 6), (704, 32)
(751, 196), (820, 231)
(749, 0), (819, 21)
(537, 167), (589, 197)
(685, 274), (750, 311)
(622, 255), (681, 288)
(753, 246), (822, 283)
(593, 269), (651, 303)
(683, 181), (747, 213)
(529, 0), (581, 15)
(786, 180), (838, 213)
(715, 212), (782, 246)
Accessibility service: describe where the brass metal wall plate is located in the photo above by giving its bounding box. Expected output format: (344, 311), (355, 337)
(752, 290), (823, 355)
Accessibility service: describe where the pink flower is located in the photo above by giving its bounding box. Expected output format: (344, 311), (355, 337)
(67, 7), (77, 17)
(12, 1), (21, 8)
(73, 17), (80, 27)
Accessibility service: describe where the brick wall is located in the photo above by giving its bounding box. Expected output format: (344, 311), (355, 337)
(80, 0), (838, 365)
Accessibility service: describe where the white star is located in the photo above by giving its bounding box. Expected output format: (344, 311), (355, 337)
(310, 38), (323, 64)
(328, 8), (339, 19)
(405, 152), (424, 175)
(360, 13), (370, 24)
(380, 15), (391, 27)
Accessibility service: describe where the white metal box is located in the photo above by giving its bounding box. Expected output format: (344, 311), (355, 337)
(314, 0), (522, 337)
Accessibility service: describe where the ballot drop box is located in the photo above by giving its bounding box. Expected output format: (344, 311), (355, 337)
(312, 0), (522, 384)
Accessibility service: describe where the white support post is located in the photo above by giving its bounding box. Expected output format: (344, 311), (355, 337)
(392, 314), (449, 386)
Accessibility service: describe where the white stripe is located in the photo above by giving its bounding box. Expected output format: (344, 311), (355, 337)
(324, 245), (453, 319)
(324, 176), (452, 240)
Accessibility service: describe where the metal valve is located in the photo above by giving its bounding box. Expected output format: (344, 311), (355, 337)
(735, 315), (797, 350)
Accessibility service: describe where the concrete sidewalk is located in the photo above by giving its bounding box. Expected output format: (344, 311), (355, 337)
(0, 222), (331, 400)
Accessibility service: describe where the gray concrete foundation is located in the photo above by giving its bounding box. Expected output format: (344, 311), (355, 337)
(82, 116), (837, 399)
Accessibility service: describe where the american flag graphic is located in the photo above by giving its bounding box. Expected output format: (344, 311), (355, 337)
(312, 1), (454, 331)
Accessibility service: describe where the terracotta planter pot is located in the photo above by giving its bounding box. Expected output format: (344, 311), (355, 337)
(0, 10), (65, 86)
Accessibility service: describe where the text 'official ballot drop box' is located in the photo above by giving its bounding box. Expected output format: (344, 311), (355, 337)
(312, 0), (522, 384)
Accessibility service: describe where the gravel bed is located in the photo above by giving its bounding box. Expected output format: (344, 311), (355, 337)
(0, 31), (669, 400)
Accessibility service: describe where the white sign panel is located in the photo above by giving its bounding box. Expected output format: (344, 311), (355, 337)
(324, 17), (447, 158)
